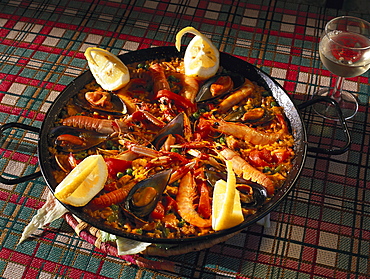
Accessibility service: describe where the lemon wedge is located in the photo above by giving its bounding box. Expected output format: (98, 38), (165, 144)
(175, 26), (219, 80)
(54, 155), (108, 207)
(212, 160), (244, 231)
(84, 47), (130, 91)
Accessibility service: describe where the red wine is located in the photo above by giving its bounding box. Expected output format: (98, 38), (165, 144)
(319, 31), (370, 77)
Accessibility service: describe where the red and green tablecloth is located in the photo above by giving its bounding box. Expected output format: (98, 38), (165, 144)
(1, 0), (369, 278)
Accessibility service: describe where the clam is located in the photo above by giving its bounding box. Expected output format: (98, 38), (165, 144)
(125, 169), (172, 218)
(195, 73), (245, 103)
(205, 168), (267, 207)
(151, 112), (185, 150)
(75, 91), (127, 116)
(50, 126), (107, 152)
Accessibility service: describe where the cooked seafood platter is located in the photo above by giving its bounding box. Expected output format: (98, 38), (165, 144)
(40, 27), (305, 244)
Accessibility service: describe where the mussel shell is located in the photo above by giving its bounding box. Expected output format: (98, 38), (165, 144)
(151, 112), (184, 150)
(205, 168), (267, 207)
(75, 92), (127, 116)
(49, 126), (107, 152)
(125, 169), (172, 218)
(195, 73), (245, 103)
(224, 107), (275, 125)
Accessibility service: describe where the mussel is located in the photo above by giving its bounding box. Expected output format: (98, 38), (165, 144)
(125, 169), (172, 219)
(195, 73), (245, 103)
(205, 168), (267, 207)
(75, 91), (127, 116)
(49, 126), (107, 152)
(151, 112), (185, 150)
(224, 107), (275, 125)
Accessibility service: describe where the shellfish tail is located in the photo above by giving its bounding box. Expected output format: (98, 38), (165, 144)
(217, 80), (254, 114)
(212, 119), (279, 146)
(182, 75), (199, 103)
(62, 116), (115, 134)
(90, 187), (130, 210)
(149, 63), (170, 93)
(176, 172), (212, 228)
(218, 147), (274, 196)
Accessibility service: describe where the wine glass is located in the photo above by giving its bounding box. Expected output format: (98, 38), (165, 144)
(313, 16), (370, 120)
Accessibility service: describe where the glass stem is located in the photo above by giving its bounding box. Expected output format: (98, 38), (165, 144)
(330, 76), (344, 101)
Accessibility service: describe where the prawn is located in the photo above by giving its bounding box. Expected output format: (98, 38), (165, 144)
(149, 63), (171, 94)
(176, 172), (212, 228)
(89, 182), (135, 210)
(63, 116), (128, 134)
(172, 73), (199, 103)
(216, 146), (274, 196)
(206, 118), (284, 145)
(217, 79), (255, 114)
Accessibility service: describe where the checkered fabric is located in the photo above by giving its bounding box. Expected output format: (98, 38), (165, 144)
(0, 0), (369, 278)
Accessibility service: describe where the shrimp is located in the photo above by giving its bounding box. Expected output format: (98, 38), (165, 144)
(89, 183), (135, 210)
(217, 79), (255, 114)
(206, 118), (284, 145)
(149, 63), (170, 93)
(172, 73), (199, 103)
(63, 116), (128, 134)
(216, 146), (274, 196)
(176, 172), (212, 228)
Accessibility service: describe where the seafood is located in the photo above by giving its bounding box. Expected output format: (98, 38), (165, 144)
(176, 172), (212, 228)
(206, 118), (284, 146)
(195, 73), (245, 103)
(90, 183), (134, 210)
(50, 56), (295, 240)
(224, 107), (275, 125)
(181, 75), (199, 103)
(150, 63), (171, 93)
(217, 79), (255, 113)
(75, 90), (127, 116)
(62, 115), (128, 134)
(151, 112), (185, 150)
(215, 146), (275, 196)
(50, 126), (107, 152)
(205, 168), (267, 207)
(125, 169), (172, 218)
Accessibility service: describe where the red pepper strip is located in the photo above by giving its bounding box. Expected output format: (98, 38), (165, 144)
(273, 148), (292, 164)
(149, 201), (165, 220)
(68, 153), (81, 169)
(197, 181), (211, 219)
(155, 89), (196, 112)
(104, 158), (132, 178)
(131, 110), (146, 122)
(163, 196), (177, 213)
(248, 149), (272, 167)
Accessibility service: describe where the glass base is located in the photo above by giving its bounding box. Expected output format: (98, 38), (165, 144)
(312, 88), (358, 120)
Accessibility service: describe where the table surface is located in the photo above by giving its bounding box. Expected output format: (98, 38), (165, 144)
(1, 1), (369, 278)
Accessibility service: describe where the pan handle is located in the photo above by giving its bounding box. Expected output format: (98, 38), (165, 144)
(297, 96), (351, 155)
(0, 122), (42, 185)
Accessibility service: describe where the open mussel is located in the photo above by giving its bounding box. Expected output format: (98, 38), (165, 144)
(125, 169), (172, 219)
(205, 168), (267, 207)
(224, 107), (275, 125)
(75, 91), (127, 116)
(195, 73), (245, 103)
(50, 126), (107, 152)
(151, 112), (185, 150)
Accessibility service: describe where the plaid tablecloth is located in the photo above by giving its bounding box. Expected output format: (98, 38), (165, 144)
(1, 0), (369, 278)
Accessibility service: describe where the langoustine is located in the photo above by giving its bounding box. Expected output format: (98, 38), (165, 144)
(215, 146), (275, 196)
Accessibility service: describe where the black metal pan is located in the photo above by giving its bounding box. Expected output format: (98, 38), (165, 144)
(0, 46), (351, 244)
